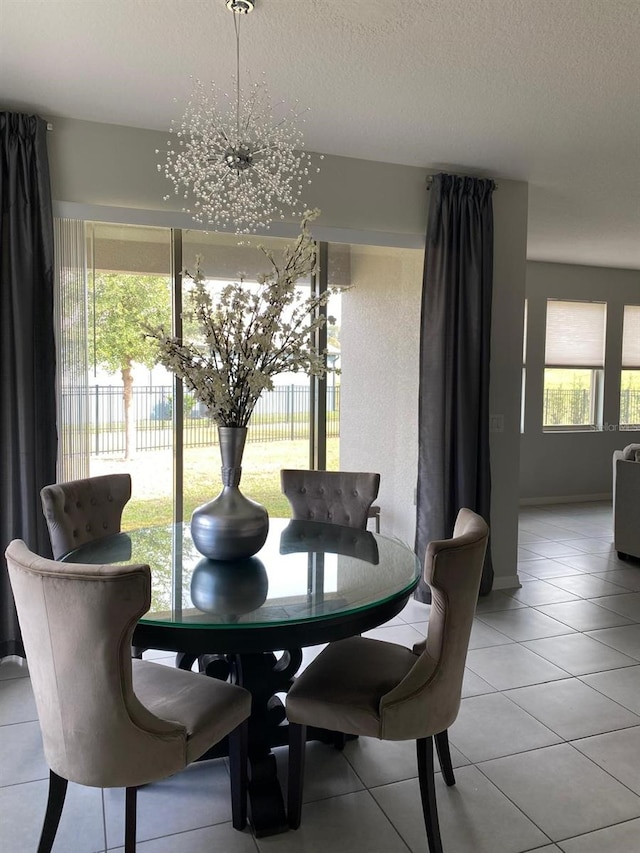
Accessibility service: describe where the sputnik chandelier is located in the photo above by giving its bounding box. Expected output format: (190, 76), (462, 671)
(159, 0), (320, 234)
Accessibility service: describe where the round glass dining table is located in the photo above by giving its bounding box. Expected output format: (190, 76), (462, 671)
(63, 517), (421, 836)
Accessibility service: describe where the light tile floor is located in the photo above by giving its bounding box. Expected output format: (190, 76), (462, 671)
(4, 502), (640, 852)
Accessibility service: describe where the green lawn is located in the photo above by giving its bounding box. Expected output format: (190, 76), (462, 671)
(112, 438), (340, 529)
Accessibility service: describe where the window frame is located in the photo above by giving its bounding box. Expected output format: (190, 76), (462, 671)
(542, 299), (606, 432)
(619, 304), (640, 431)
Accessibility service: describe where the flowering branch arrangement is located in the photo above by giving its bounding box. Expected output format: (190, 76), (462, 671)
(147, 211), (335, 428)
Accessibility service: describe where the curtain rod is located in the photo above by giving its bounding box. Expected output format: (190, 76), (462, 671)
(426, 175), (498, 190)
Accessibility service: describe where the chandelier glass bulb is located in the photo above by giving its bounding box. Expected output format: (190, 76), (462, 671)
(158, 3), (320, 234)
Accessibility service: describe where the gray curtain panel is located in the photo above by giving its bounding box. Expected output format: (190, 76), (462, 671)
(0, 113), (57, 657)
(415, 173), (495, 601)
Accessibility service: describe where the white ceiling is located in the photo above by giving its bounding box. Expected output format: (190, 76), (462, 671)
(2, 0), (639, 269)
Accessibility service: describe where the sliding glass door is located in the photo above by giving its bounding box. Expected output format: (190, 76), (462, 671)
(181, 229), (318, 518)
(54, 219), (339, 528)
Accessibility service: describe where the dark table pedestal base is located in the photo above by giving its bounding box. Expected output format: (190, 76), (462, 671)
(179, 647), (309, 837)
(237, 650), (302, 837)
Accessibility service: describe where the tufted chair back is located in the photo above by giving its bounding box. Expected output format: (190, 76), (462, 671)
(378, 508), (489, 739)
(5, 539), (251, 851)
(41, 474), (132, 559)
(285, 508), (489, 848)
(280, 469), (380, 530)
(5, 539), (186, 787)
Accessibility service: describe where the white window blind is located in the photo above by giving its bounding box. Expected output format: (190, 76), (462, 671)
(622, 305), (640, 368)
(545, 300), (606, 367)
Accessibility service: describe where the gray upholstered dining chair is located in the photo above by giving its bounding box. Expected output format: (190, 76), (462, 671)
(41, 473), (132, 559)
(285, 508), (489, 853)
(5, 539), (252, 853)
(280, 469), (380, 530)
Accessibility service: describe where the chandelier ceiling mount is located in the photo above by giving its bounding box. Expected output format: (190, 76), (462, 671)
(225, 0), (254, 12)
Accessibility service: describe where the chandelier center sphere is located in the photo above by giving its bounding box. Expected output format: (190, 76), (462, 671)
(223, 146), (254, 172)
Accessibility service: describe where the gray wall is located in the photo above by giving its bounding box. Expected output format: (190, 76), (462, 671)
(521, 261), (640, 501)
(47, 117), (528, 588)
(340, 246), (423, 548)
(491, 180), (529, 586)
(47, 116), (427, 244)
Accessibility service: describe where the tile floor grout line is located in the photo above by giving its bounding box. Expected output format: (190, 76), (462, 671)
(500, 682), (640, 742)
(575, 669), (640, 714)
(103, 820), (262, 853)
(0, 774), (49, 790)
(100, 787), (108, 853)
(549, 815), (640, 851)
(462, 759), (557, 850)
(363, 785), (428, 853)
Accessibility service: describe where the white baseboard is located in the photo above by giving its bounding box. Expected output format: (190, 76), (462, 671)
(519, 493), (612, 506)
(491, 574), (521, 591)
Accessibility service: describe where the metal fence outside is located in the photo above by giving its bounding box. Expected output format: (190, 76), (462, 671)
(69, 384), (340, 455)
(543, 388), (591, 426)
(543, 388), (640, 428)
(620, 389), (640, 428)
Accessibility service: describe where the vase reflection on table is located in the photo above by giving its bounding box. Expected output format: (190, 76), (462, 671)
(190, 426), (269, 560)
(190, 554), (269, 621)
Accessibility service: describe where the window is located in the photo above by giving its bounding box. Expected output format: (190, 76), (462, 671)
(543, 300), (606, 430)
(620, 305), (640, 430)
(181, 229), (339, 518)
(55, 219), (340, 527)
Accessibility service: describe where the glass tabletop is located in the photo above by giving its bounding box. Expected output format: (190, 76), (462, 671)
(63, 518), (421, 630)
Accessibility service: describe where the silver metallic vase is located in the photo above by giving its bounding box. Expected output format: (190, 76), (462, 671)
(190, 426), (269, 561)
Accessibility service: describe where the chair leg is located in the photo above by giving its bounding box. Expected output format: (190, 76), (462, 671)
(416, 737), (444, 853)
(288, 722), (307, 829)
(434, 730), (455, 786)
(228, 719), (248, 830)
(333, 731), (347, 751)
(124, 786), (137, 853)
(37, 770), (68, 853)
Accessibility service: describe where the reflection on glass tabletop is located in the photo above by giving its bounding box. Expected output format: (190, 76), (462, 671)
(62, 518), (420, 629)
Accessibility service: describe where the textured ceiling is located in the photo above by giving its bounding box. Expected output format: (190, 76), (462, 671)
(1, 0), (639, 269)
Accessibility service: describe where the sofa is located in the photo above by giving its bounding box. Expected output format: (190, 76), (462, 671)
(613, 444), (640, 561)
